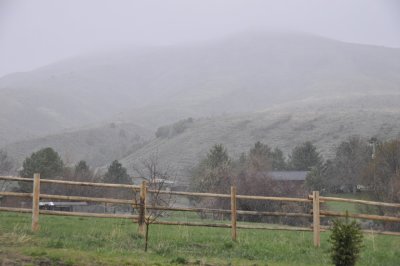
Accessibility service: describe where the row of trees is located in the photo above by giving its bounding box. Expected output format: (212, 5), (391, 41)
(190, 141), (321, 195)
(306, 136), (400, 203)
(190, 142), (318, 224)
(190, 137), (400, 224)
(10, 147), (131, 196)
(190, 136), (399, 203)
(3, 135), (399, 205)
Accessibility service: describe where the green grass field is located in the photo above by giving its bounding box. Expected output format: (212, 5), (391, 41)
(323, 192), (380, 214)
(0, 212), (399, 266)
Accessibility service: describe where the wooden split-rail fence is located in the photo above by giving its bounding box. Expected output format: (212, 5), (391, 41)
(0, 174), (400, 247)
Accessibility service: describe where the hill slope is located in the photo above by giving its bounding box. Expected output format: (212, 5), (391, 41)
(119, 94), (400, 179)
(3, 122), (150, 168)
(1, 32), (400, 146)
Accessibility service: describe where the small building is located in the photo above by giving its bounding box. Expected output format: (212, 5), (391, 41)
(269, 171), (309, 196)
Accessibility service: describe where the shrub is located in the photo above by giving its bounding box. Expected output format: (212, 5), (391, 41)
(329, 214), (363, 266)
(155, 118), (193, 138)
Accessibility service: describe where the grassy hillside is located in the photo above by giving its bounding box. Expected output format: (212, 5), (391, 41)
(3, 122), (151, 168)
(1, 31), (400, 146)
(120, 94), (400, 179)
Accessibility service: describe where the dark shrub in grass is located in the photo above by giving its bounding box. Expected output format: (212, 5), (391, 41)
(329, 214), (363, 266)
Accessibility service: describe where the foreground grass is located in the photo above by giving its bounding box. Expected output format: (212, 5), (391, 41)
(0, 212), (399, 265)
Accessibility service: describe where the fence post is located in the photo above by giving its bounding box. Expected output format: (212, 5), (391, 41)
(32, 173), (40, 232)
(312, 191), (320, 247)
(138, 180), (147, 236)
(231, 186), (237, 241)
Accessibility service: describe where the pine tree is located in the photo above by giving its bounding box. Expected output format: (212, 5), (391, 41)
(104, 160), (130, 184)
(329, 214), (363, 266)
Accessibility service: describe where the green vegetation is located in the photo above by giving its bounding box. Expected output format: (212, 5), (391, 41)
(329, 215), (364, 266)
(1, 212), (399, 265)
(20, 147), (64, 180)
(288, 141), (322, 171)
(155, 118), (194, 139)
(190, 144), (231, 194)
(323, 193), (374, 214)
(104, 160), (130, 184)
(18, 147), (64, 193)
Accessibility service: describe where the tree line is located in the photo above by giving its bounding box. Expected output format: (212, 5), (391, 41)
(189, 136), (400, 202)
(1, 135), (399, 205)
(306, 136), (400, 204)
(0, 147), (131, 198)
(189, 141), (321, 224)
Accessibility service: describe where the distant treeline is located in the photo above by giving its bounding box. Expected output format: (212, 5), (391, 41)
(188, 137), (400, 227)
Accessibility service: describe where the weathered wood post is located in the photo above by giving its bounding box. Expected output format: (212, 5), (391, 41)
(138, 180), (147, 236)
(231, 186), (237, 241)
(32, 173), (40, 232)
(312, 191), (320, 247)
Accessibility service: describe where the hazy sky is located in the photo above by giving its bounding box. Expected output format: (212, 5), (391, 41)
(0, 0), (399, 77)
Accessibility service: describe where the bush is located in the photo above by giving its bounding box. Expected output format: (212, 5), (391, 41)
(155, 118), (193, 138)
(329, 215), (363, 266)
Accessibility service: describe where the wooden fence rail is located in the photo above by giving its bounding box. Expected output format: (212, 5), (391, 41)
(1, 175), (399, 247)
(0, 191), (313, 217)
(0, 175), (141, 189)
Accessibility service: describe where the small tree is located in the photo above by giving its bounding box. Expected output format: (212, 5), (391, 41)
(329, 214), (363, 266)
(132, 153), (175, 252)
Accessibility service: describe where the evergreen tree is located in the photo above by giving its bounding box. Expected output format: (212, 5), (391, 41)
(289, 141), (322, 170)
(248, 141), (272, 171)
(75, 160), (90, 175)
(271, 148), (287, 170)
(19, 147), (64, 192)
(104, 160), (130, 184)
(329, 215), (363, 266)
(20, 147), (64, 179)
(205, 144), (230, 169)
(190, 144), (231, 193)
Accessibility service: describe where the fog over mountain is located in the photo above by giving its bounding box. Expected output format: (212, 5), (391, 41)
(2, 32), (400, 172)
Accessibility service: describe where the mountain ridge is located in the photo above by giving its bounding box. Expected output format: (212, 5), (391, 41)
(1, 31), (400, 172)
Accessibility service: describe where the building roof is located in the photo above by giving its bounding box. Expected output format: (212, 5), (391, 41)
(270, 171), (309, 181)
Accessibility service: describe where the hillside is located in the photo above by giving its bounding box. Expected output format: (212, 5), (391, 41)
(119, 94), (400, 179)
(3, 122), (150, 168)
(1, 31), (400, 147)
